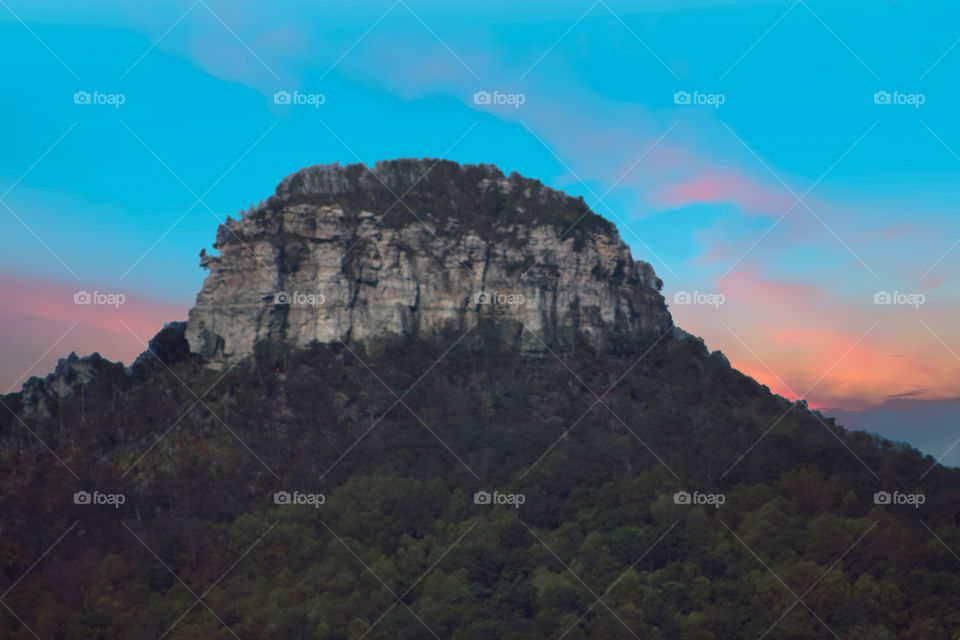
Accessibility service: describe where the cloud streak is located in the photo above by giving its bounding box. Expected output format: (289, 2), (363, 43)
(0, 275), (188, 392)
(670, 267), (960, 409)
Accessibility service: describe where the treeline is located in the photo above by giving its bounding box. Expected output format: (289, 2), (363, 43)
(1, 327), (958, 638)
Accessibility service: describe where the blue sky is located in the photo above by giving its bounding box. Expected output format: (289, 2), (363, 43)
(2, 0), (960, 459)
(3, 1), (958, 297)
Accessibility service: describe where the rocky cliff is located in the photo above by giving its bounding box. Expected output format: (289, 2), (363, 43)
(185, 159), (673, 365)
(13, 352), (127, 420)
(2, 322), (191, 422)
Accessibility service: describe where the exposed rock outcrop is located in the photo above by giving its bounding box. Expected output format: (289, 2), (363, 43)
(13, 352), (127, 420)
(2, 322), (192, 423)
(128, 321), (194, 382)
(186, 159), (673, 365)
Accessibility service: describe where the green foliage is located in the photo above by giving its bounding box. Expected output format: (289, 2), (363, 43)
(1, 329), (959, 638)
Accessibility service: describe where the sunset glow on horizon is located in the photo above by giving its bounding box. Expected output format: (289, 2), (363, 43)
(2, 0), (959, 459)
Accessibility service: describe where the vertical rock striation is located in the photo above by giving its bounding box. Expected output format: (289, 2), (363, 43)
(185, 159), (673, 365)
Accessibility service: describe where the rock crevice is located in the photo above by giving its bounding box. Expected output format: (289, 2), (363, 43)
(186, 159), (672, 365)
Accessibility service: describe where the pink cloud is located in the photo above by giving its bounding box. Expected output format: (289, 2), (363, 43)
(671, 267), (960, 410)
(0, 275), (188, 393)
(720, 266), (824, 308)
(656, 169), (792, 214)
(847, 222), (935, 244)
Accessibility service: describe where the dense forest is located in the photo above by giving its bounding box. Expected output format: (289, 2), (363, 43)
(1, 322), (958, 639)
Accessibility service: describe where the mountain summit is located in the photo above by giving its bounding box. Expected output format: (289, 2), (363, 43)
(186, 159), (671, 365)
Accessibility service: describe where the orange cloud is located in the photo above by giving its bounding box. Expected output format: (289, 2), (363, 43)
(671, 268), (960, 410)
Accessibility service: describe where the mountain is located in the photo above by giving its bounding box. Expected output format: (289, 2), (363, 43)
(1, 160), (958, 639)
(186, 159), (668, 364)
(826, 398), (960, 469)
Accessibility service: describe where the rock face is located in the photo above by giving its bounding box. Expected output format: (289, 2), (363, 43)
(128, 321), (193, 383)
(15, 352), (127, 420)
(2, 322), (193, 426)
(185, 159), (673, 365)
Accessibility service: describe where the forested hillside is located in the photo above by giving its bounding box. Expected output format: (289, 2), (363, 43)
(2, 323), (958, 638)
